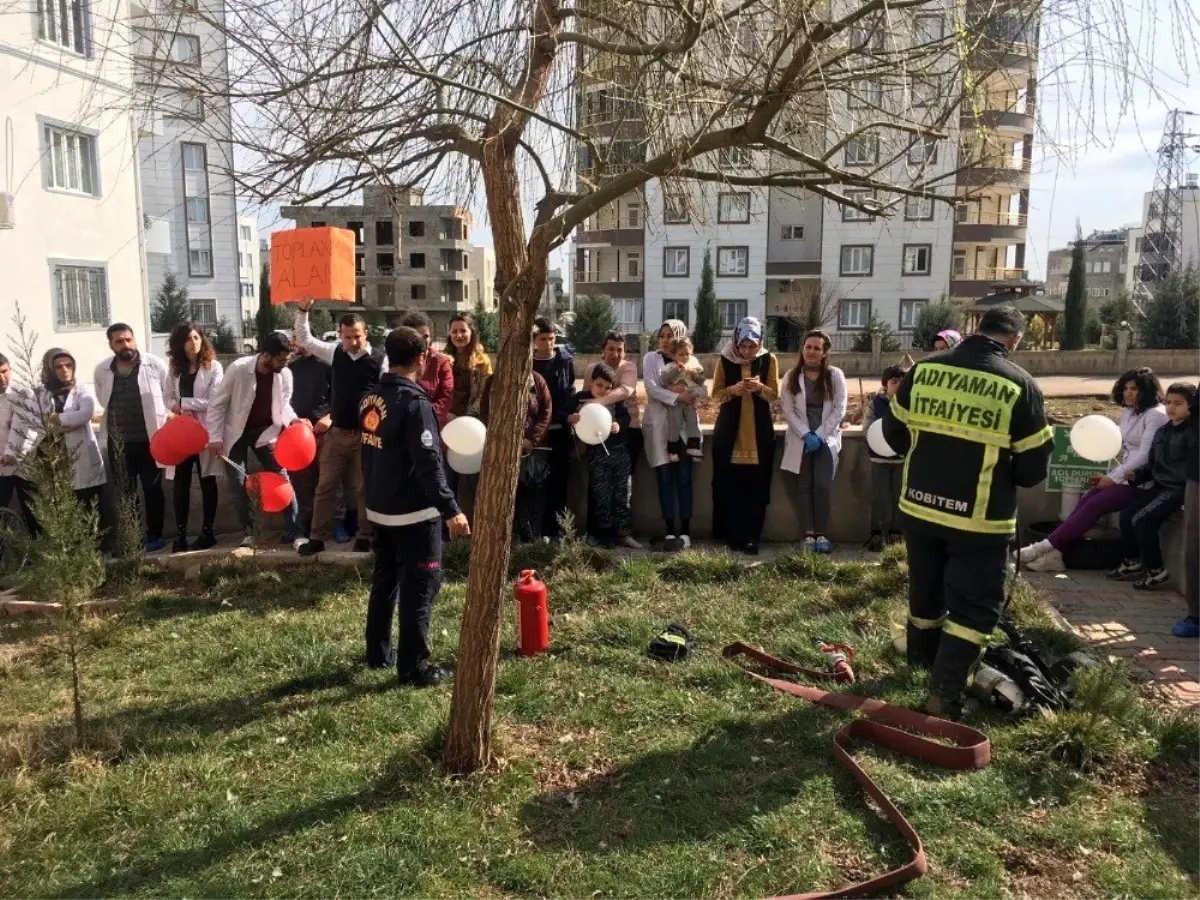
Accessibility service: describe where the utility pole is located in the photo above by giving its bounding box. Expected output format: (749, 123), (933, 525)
(1136, 109), (1200, 296)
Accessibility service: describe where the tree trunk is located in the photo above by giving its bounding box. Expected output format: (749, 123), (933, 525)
(443, 140), (548, 775)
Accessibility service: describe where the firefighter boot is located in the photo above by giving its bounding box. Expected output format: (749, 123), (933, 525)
(906, 618), (943, 670)
(927, 632), (984, 718)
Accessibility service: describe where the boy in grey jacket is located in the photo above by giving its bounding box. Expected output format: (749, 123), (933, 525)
(1108, 382), (1197, 591)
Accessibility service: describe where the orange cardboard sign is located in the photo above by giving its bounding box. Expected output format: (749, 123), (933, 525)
(270, 227), (356, 305)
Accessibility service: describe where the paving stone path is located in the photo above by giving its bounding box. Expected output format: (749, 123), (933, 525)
(1023, 569), (1199, 710)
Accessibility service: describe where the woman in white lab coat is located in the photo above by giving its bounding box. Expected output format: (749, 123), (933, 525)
(165, 322), (224, 552)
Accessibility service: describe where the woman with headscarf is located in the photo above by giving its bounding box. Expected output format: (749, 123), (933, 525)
(711, 317), (779, 555)
(642, 319), (706, 551)
(933, 329), (962, 351)
(16, 349), (107, 507)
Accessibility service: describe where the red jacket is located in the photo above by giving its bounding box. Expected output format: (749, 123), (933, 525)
(419, 352), (454, 426)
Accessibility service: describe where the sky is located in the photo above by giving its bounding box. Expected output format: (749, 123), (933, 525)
(251, 1), (1200, 287)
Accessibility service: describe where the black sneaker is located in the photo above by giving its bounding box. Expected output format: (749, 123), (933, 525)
(192, 530), (218, 551)
(1106, 559), (1143, 580)
(352, 537), (371, 553)
(171, 535), (189, 554)
(298, 539), (325, 557)
(1133, 568), (1169, 590)
(924, 694), (963, 721)
(742, 542), (760, 556)
(399, 665), (452, 687)
(865, 532), (885, 552)
(886, 531), (904, 546)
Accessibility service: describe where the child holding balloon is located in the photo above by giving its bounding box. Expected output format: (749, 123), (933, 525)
(573, 364), (630, 549)
(861, 364), (907, 552)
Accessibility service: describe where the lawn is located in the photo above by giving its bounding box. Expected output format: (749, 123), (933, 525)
(1, 542), (1196, 899)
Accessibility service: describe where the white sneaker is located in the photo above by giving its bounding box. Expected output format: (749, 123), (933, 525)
(1025, 548), (1065, 572)
(678, 535), (691, 550)
(1017, 542), (1049, 564)
(239, 535), (255, 549)
(802, 536), (817, 553)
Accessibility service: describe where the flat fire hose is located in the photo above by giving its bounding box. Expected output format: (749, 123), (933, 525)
(722, 642), (991, 899)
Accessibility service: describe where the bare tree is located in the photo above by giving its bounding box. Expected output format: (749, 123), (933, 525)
(125, 0), (1200, 773)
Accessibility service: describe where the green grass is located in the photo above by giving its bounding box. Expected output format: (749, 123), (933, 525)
(0, 544), (1196, 899)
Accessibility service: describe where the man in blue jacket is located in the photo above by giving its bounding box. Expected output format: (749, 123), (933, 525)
(532, 317), (578, 540)
(360, 327), (470, 686)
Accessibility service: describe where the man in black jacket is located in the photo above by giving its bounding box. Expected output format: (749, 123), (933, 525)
(360, 327), (470, 686)
(532, 317), (577, 540)
(287, 346), (337, 540)
(883, 305), (1053, 717)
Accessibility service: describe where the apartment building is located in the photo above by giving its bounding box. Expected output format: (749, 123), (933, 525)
(133, 0), (241, 337)
(281, 184), (485, 333)
(1045, 228), (1133, 301)
(237, 216), (259, 323)
(468, 246), (497, 311)
(0, 0), (150, 380)
(570, 1), (1039, 351)
(1128, 180), (1200, 294)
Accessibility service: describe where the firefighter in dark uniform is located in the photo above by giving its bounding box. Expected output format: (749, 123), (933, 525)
(359, 326), (470, 686)
(883, 306), (1053, 717)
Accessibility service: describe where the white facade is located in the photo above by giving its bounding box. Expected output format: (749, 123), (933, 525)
(468, 245), (496, 310)
(237, 216), (259, 322)
(134, 0), (240, 336)
(0, 0), (149, 384)
(643, 177), (770, 333)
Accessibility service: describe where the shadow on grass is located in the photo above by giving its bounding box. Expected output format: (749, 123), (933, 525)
(1143, 757), (1200, 884)
(48, 747), (432, 898)
(520, 700), (918, 874)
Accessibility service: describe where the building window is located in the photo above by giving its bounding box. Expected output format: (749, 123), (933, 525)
(37, 0), (88, 54)
(840, 245), (874, 276)
(663, 247), (690, 277)
(848, 18), (884, 50)
(663, 191), (689, 224)
(376, 252), (394, 272)
(190, 298), (217, 326)
(626, 252), (641, 278)
(166, 33), (200, 64)
(839, 299), (871, 330)
(915, 14), (944, 42)
(780, 225), (805, 240)
(346, 221), (364, 245)
(904, 195), (934, 221)
(185, 197), (208, 224)
(952, 251), (966, 276)
(848, 80), (883, 109)
(182, 143), (205, 171)
(240, 282), (253, 298)
(410, 253), (426, 268)
(51, 264), (108, 329)
(899, 299), (926, 330)
(188, 248), (212, 276)
(719, 300), (748, 330)
(910, 79), (938, 108)
(717, 246), (749, 277)
(375, 220), (394, 245)
(411, 284), (426, 301)
(663, 299), (689, 325)
(844, 135), (879, 166)
(718, 146), (751, 168)
(842, 190), (875, 222)
(311, 220), (326, 228)
(908, 138), (938, 164)
(626, 203), (641, 228)
(239, 225), (251, 241)
(612, 298), (643, 333)
(408, 220), (425, 237)
(902, 244), (932, 275)
(41, 124), (98, 195)
(717, 192), (751, 224)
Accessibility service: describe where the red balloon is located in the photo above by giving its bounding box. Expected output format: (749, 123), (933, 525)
(150, 416), (209, 467)
(245, 472), (295, 513)
(275, 422), (317, 471)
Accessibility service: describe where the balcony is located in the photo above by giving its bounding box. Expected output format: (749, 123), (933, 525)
(953, 210), (1028, 244)
(574, 271), (644, 299)
(575, 228), (644, 247)
(960, 108), (1035, 135)
(949, 266), (1028, 299)
(957, 156), (1031, 189)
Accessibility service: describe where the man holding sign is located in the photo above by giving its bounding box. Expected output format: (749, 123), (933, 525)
(294, 301), (384, 555)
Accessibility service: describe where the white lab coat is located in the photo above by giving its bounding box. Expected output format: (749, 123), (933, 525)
(164, 360), (225, 478)
(5, 384), (106, 490)
(0, 389), (16, 478)
(779, 365), (848, 476)
(93, 352), (171, 457)
(205, 355), (298, 451)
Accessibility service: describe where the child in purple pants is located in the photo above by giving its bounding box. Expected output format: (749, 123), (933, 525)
(1019, 368), (1167, 572)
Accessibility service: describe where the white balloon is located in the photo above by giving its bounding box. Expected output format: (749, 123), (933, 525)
(1070, 414), (1121, 463)
(441, 416), (486, 455)
(446, 447), (483, 475)
(866, 418), (897, 457)
(575, 403), (613, 446)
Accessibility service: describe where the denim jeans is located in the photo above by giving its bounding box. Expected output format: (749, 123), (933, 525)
(655, 457), (694, 528)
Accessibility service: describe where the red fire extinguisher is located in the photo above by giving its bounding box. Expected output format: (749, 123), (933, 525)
(514, 570), (550, 657)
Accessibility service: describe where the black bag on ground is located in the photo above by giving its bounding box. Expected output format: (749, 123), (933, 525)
(648, 623), (694, 662)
